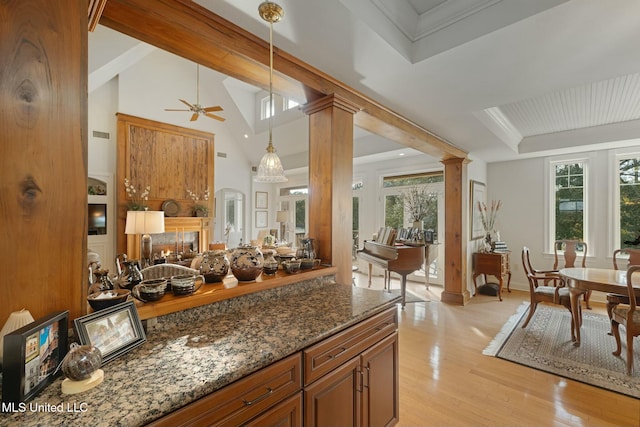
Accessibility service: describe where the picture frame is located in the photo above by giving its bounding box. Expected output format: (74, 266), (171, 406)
(470, 180), (486, 240)
(2, 310), (69, 404)
(255, 191), (268, 209)
(255, 210), (268, 228)
(73, 301), (145, 366)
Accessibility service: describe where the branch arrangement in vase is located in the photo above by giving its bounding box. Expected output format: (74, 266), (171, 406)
(124, 178), (150, 211)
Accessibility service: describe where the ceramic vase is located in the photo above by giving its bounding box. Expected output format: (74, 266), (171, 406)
(230, 245), (264, 282)
(200, 250), (230, 283)
(262, 249), (278, 276)
(89, 269), (115, 293)
(118, 260), (143, 290)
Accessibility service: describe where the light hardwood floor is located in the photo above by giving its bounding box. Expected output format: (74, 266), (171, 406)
(352, 271), (640, 427)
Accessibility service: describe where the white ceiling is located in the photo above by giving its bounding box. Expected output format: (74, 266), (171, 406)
(91, 0), (640, 169)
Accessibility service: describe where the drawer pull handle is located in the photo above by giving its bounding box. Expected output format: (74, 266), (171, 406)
(328, 347), (347, 359)
(242, 387), (273, 406)
(375, 322), (391, 331)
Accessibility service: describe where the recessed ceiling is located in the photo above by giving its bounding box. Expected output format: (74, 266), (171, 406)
(475, 72), (640, 153)
(94, 1), (640, 168)
(338, 0), (570, 63)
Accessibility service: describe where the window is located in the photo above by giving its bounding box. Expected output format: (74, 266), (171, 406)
(260, 96), (275, 120)
(552, 161), (586, 242)
(618, 156), (640, 247)
(284, 97), (299, 111)
(382, 172), (442, 234)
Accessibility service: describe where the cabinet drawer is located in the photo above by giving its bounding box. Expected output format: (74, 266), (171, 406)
(303, 306), (397, 386)
(147, 353), (302, 427)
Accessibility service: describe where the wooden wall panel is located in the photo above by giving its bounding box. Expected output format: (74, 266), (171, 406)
(0, 0), (87, 323)
(116, 114), (215, 255)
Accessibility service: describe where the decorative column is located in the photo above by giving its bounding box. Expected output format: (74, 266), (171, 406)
(302, 94), (361, 285)
(440, 157), (471, 305)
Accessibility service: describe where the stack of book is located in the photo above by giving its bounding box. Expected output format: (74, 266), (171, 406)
(492, 241), (508, 252)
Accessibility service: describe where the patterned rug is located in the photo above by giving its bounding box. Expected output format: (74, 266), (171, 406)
(484, 303), (640, 398)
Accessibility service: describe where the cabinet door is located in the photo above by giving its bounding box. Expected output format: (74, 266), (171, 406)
(361, 332), (399, 427)
(304, 357), (361, 427)
(242, 392), (303, 427)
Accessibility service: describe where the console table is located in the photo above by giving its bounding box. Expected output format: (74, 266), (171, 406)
(472, 251), (511, 301)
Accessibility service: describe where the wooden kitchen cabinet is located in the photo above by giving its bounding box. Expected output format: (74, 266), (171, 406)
(361, 333), (399, 427)
(304, 332), (399, 427)
(146, 306), (399, 427)
(304, 356), (362, 427)
(239, 392), (302, 427)
(146, 353), (302, 427)
(303, 306), (399, 427)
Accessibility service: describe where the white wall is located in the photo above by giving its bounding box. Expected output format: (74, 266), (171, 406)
(88, 50), (255, 262)
(487, 145), (640, 298)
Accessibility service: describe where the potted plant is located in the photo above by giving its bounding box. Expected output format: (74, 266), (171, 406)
(124, 178), (150, 211)
(186, 187), (210, 217)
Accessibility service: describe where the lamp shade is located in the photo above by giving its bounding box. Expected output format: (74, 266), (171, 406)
(276, 210), (288, 223)
(125, 211), (165, 235)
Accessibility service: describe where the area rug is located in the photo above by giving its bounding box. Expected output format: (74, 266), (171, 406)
(484, 302), (640, 398)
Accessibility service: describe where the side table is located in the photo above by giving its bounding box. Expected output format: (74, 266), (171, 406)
(472, 251), (511, 301)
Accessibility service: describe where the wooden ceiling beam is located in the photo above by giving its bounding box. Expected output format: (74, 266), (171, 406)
(100, 0), (467, 160)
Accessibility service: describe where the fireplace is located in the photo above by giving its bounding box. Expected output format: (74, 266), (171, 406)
(126, 217), (210, 262)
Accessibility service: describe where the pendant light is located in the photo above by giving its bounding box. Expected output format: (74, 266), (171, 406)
(254, 1), (288, 183)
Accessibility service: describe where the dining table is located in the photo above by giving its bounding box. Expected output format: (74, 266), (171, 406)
(559, 267), (640, 346)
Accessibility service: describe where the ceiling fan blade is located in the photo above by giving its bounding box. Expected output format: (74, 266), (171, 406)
(190, 113), (199, 122)
(180, 99), (195, 109)
(164, 109), (190, 111)
(203, 105), (223, 113)
(205, 113), (226, 122)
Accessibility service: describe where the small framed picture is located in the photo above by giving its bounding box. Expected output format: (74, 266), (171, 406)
(255, 191), (268, 209)
(255, 210), (268, 228)
(73, 301), (146, 366)
(2, 310), (69, 404)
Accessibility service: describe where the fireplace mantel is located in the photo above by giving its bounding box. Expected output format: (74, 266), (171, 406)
(126, 216), (210, 261)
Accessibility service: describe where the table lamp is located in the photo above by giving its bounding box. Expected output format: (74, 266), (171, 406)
(125, 210), (165, 267)
(276, 210), (288, 242)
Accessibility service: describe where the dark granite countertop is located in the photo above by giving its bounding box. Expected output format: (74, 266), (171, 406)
(0, 276), (399, 426)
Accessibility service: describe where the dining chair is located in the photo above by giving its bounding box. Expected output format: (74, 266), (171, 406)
(553, 240), (591, 309)
(607, 248), (640, 334)
(522, 247), (579, 341)
(611, 264), (640, 375)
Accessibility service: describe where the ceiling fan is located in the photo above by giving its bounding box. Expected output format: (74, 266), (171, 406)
(164, 64), (226, 122)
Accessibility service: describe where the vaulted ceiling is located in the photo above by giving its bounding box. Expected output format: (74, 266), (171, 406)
(90, 0), (640, 169)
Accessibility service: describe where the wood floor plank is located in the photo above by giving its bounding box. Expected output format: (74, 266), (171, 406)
(353, 271), (640, 426)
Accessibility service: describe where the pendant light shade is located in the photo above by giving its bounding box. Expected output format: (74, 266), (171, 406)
(256, 142), (287, 182)
(255, 1), (288, 183)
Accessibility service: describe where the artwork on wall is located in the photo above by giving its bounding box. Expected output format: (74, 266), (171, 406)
(470, 180), (486, 240)
(255, 191), (268, 209)
(255, 210), (268, 228)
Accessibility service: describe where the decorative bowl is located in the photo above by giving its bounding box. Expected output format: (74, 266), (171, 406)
(300, 258), (320, 269)
(87, 289), (130, 311)
(282, 260), (301, 274)
(132, 279), (167, 303)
